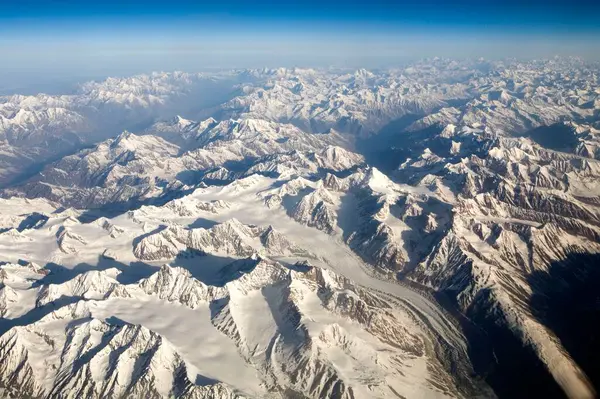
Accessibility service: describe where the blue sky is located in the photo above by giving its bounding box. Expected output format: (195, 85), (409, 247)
(2, 0), (599, 29)
(1, 0), (599, 91)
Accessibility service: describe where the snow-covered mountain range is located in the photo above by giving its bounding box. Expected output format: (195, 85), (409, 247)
(0, 57), (599, 399)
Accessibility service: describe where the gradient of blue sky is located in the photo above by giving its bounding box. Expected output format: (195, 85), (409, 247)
(1, 0), (599, 91)
(2, 0), (599, 29)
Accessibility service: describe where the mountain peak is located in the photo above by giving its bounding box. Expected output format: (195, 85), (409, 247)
(165, 114), (196, 130)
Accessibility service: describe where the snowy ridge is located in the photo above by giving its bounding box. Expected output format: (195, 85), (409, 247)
(133, 219), (310, 261)
(392, 111), (600, 397)
(0, 256), (477, 398)
(139, 265), (228, 307)
(0, 301), (244, 399)
(6, 116), (362, 208)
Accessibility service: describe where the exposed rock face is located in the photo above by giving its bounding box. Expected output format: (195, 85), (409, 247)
(291, 187), (338, 234)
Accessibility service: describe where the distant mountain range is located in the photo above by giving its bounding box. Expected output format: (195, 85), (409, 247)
(0, 57), (599, 399)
